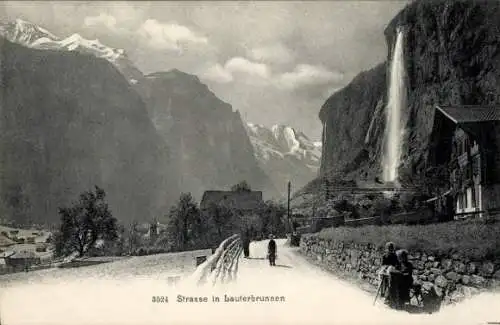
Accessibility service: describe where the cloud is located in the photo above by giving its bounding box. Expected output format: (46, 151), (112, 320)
(201, 58), (342, 92)
(137, 19), (208, 52)
(276, 64), (345, 90)
(249, 43), (294, 64)
(224, 57), (271, 79)
(84, 13), (117, 30)
(201, 63), (234, 83)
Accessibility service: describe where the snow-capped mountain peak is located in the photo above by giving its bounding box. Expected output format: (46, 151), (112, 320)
(0, 18), (59, 45)
(246, 122), (321, 165)
(0, 19), (143, 83)
(245, 122), (322, 193)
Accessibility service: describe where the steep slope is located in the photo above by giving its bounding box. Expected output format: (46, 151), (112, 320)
(318, 0), (500, 189)
(0, 37), (175, 226)
(245, 123), (321, 193)
(319, 62), (387, 182)
(385, 0), (500, 180)
(136, 69), (277, 200)
(0, 19), (143, 83)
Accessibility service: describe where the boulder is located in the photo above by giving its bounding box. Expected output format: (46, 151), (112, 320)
(435, 275), (448, 288)
(453, 261), (466, 274)
(470, 275), (486, 287)
(467, 262), (478, 275)
(441, 259), (453, 271)
(479, 262), (495, 276)
(445, 271), (460, 282)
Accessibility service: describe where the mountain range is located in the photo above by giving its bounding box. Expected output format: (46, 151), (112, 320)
(0, 18), (143, 83)
(0, 18), (321, 224)
(245, 123), (321, 195)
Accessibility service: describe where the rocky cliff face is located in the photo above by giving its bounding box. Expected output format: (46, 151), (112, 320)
(319, 63), (387, 181)
(245, 123), (321, 196)
(385, 0), (500, 178)
(0, 38), (175, 226)
(136, 70), (277, 200)
(319, 0), (500, 185)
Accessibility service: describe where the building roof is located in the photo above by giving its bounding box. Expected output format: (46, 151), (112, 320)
(10, 250), (37, 259)
(436, 105), (500, 124)
(0, 234), (16, 247)
(200, 190), (263, 211)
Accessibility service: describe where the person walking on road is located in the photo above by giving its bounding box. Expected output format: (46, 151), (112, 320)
(267, 234), (277, 266)
(242, 230), (251, 258)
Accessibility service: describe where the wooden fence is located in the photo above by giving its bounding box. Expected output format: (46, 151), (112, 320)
(189, 234), (242, 286)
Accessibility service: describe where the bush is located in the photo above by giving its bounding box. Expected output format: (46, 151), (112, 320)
(315, 218), (500, 261)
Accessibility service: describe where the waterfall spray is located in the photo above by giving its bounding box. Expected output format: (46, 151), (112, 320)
(382, 28), (407, 185)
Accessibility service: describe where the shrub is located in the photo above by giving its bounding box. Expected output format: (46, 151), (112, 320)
(314, 218), (500, 261)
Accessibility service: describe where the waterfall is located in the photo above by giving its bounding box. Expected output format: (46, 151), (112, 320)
(382, 28), (406, 185)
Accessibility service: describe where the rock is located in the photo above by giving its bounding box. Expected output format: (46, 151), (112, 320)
(493, 270), (500, 280)
(428, 256), (436, 262)
(422, 281), (434, 292)
(430, 268), (443, 275)
(467, 262), (478, 274)
(470, 275), (486, 287)
(428, 273), (437, 282)
(480, 262), (495, 276)
(453, 261), (466, 274)
(445, 271), (460, 282)
(433, 261), (440, 268)
(435, 275), (448, 288)
(449, 285), (465, 302)
(415, 261), (426, 270)
(461, 275), (471, 285)
(441, 259), (453, 271)
(463, 285), (480, 298)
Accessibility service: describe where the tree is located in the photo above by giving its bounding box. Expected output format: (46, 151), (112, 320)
(257, 200), (287, 237)
(207, 202), (234, 243)
(2, 184), (32, 227)
(127, 221), (142, 254)
(231, 180), (251, 192)
(166, 193), (203, 251)
(56, 186), (118, 257)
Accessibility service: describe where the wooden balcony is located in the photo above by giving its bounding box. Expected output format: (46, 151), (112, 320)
(457, 152), (469, 167)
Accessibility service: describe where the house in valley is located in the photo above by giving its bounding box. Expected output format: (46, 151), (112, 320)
(428, 105), (500, 218)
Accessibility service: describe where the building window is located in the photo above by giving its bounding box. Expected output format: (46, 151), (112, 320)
(466, 187), (473, 209)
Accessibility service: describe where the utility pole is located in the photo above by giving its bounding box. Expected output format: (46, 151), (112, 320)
(287, 181), (292, 232)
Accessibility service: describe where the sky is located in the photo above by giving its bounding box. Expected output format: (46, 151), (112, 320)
(1, 1), (409, 141)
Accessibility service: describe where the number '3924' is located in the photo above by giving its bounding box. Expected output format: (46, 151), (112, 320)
(152, 296), (169, 303)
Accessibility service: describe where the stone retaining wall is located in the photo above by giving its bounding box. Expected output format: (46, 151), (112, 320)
(299, 235), (500, 305)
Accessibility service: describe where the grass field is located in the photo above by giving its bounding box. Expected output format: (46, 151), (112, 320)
(313, 218), (500, 261)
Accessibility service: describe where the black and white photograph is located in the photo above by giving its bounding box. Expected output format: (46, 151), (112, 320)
(0, 0), (499, 324)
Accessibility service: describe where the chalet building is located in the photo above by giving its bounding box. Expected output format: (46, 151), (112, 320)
(428, 105), (500, 218)
(200, 190), (263, 216)
(0, 234), (15, 250)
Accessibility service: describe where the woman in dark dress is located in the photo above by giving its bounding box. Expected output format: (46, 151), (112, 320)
(379, 242), (400, 305)
(396, 249), (414, 308)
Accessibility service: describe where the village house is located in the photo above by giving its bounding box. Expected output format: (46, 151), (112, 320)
(200, 190), (264, 217)
(428, 105), (500, 219)
(0, 233), (16, 250)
